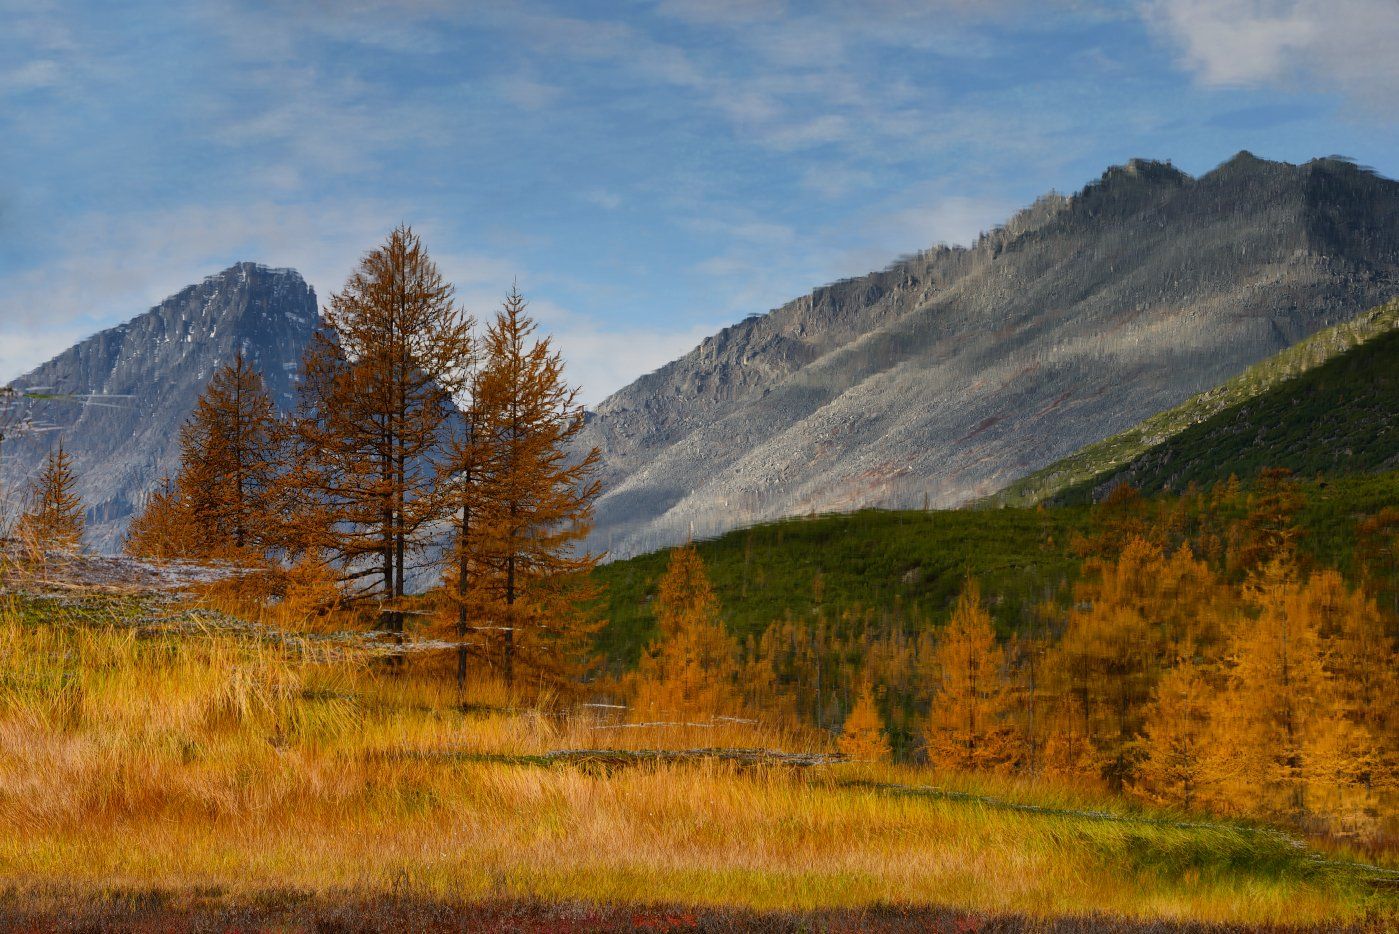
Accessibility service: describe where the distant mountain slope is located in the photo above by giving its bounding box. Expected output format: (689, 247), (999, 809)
(579, 153), (1399, 559)
(1049, 315), (1399, 503)
(3, 263), (317, 552)
(988, 297), (1399, 506)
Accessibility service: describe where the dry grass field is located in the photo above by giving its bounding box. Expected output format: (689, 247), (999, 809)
(0, 587), (1395, 932)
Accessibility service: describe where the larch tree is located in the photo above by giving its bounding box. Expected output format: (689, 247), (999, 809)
(126, 476), (202, 560)
(838, 679), (892, 763)
(1130, 652), (1216, 810)
(17, 443), (84, 555)
(1355, 507), (1399, 619)
(629, 544), (742, 720)
(1041, 538), (1222, 790)
(171, 352), (282, 560)
(923, 580), (1019, 774)
(1200, 560), (1368, 824)
(438, 365), (489, 694)
(288, 226), (472, 630)
(1227, 467), (1303, 578)
(471, 285), (602, 688)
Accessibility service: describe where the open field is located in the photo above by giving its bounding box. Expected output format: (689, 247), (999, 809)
(0, 591), (1394, 931)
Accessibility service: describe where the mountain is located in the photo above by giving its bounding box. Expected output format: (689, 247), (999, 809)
(1051, 306), (1399, 503)
(987, 297), (1399, 506)
(578, 153), (1399, 558)
(3, 263), (318, 552)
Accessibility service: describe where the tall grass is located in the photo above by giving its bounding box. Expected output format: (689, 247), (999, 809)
(0, 595), (1392, 926)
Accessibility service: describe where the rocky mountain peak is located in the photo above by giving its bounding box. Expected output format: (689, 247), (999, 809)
(3, 263), (320, 551)
(578, 153), (1399, 558)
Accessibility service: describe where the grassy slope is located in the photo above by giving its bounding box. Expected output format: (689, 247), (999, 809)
(593, 472), (1399, 668)
(986, 297), (1399, 508)
(594, 505), (1089, 667)
(0, 592), (1393, 928)
(1050, 327), (1399, 504)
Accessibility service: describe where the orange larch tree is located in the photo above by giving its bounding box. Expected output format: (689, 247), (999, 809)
(470, 286), (602, 689)
(288, 226), (472, 629)
(923, 580), (1020, 774)
(1130, 651), (1216, 810)
(125, 476), (202, 560)
(17, 442), (84, 555)
(173, 352), (282, 560)
(839, 679), (892, 763)
(1199, 560), (1376, 827)
(628, 544), (742, 720)
(1040, 538), (1223, 790)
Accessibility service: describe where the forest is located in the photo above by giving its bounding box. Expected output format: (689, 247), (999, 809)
(4, 228), (1397, 929)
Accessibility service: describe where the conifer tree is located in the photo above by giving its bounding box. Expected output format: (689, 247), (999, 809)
(288, 226), (472, 629)
(1228, 468), (1303, 577)
(18, 443), (84, 555)
(1200, 560), (1371, 823)
(1040, 538), (1222, 790)
(125, 477), (201, 560)
(1355, 508), (1399, 620)
(471, 286), (602, 686)
(176, 352), (282, 558)
(629, 544), (742, 719)
(1130, 653), (1215, 809)
(839, 679), (892, 762)
(924, 580), (1019, 773)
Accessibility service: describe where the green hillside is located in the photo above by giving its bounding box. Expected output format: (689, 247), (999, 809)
(986, 298), (1399, 507)
(1052, 326), (1399, 504)
(593, 505), (1088, 668)
(593, 471), (1398, 669)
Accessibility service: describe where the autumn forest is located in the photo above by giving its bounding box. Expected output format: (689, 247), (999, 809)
(5, 228), (1398, 930)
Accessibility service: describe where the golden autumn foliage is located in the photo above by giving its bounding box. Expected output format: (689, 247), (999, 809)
(463, 286), (603, 691)
(1199, 561), (1391, 830)
(120, 229), (603, 701)
(125, 354), (282, 564)
(16, 443), (84, 556)
(924, 580), (1019, 774)
(287, 226), (472, 626)
(124, 476), (203, 560)
(1130, 652), (1214, 809)
(1041, 538), (1224, 790)
(838, 680), (892, 763)
(628, 545), (742, 721)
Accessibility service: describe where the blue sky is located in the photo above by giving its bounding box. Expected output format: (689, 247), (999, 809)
(3, 0), (1398, 404)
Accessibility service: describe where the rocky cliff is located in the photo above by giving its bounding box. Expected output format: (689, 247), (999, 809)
(3, 263), (318, 552)
(579, 153), (1399, 557)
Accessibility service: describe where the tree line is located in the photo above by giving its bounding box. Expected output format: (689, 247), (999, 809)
(123, 227), (602, 690)
(628, 473), (1398, 841)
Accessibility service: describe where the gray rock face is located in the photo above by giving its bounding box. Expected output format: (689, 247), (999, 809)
(3, 263), (318, 553)
(580, 154), (1399, 558)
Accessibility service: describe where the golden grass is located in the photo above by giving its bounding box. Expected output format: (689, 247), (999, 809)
(0, 594), (1393, 927)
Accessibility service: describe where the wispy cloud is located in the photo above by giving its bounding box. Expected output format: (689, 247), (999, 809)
(4, 0), (1398, 411)
(1144, 0), (1399, 107)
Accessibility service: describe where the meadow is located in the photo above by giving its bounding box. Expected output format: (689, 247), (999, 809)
(0, 591), (1394, 931)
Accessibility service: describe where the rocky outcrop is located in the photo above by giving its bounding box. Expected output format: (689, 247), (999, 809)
(579, 154), (1399, 558)
(4, 263), (317, 552)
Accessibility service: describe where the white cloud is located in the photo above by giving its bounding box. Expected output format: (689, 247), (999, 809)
(1144, 0), (1399, 107)
(0, 59), (62, 94)
(523, 298), (721, 405)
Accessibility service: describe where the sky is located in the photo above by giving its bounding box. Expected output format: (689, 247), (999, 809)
(3, 0), (1398, 405)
